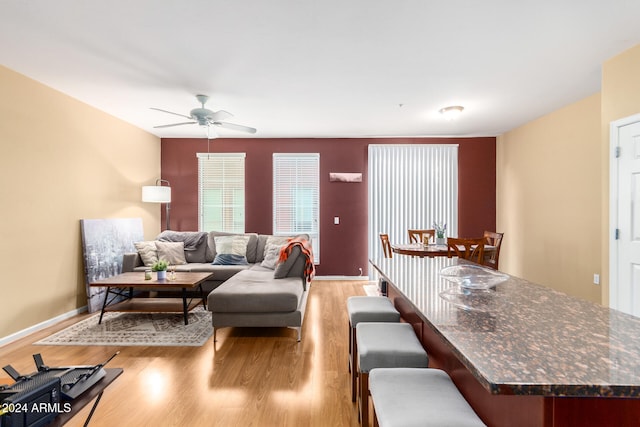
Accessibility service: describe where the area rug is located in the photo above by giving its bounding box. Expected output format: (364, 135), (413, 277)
(35, 307), (212, 347)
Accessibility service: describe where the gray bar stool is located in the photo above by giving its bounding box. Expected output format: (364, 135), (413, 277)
(347, 296), (400, 402)
(356, 322), (429, 427)
(369, 368), (486, 426)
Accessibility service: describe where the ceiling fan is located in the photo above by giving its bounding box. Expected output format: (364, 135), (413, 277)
(151, 94), (257, 134)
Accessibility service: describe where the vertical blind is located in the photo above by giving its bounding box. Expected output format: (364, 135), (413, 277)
(368, 144), (458, 260)
(197, 153), (246, 233)
(273, 153), (320, 263)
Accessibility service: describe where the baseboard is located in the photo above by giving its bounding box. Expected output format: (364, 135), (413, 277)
(363, 284), (382, 296)
(313, 275), (373, 281)
(0, 306), (88, 347)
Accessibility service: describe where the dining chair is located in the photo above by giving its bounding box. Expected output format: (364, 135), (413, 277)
(446, 237), (485, 264)
(483, 231), (504, 270)
(408, 229), (435, 245)
(379, 234), (393, 258)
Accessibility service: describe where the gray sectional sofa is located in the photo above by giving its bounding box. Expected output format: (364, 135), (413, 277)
(122, 230), (314, 341)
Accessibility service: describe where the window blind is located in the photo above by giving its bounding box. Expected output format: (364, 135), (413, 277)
(368, 144), (458, 261)
(273, 153), (320, 263)
(197, 153), (246, 233)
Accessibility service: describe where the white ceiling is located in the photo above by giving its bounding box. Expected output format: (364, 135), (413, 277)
(2, 1), (640, 139)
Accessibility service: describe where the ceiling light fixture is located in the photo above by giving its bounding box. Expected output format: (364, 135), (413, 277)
(439, 105), (464, 120)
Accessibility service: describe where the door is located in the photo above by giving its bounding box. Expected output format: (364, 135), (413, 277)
(611, 115), (640, 316)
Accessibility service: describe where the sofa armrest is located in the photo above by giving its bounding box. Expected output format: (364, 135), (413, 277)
(285, 251), (312, 290)
(122, 252), (143, 273)
(285, 252), (307, 278)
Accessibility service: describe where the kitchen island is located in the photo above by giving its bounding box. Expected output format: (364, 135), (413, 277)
(369, 256), (640, 427)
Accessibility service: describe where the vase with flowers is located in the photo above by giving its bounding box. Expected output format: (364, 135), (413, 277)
(433, 221), (447, 245)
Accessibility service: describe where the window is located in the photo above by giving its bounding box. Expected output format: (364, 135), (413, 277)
(368, 144), (458, 260)
(197, 153), (245, 233)
(273, 153), (320, 263)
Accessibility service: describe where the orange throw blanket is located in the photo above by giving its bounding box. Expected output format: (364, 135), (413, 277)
(279, 236), (315, 283)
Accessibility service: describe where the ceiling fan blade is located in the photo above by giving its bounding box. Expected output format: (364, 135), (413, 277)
(213, 121), (257, 134)
(150, 107), (193, 120)
(153, 121), (196, 128)
(210, 110), (233, 121)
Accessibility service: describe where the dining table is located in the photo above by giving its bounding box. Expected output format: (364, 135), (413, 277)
(391, 242), (495, 258)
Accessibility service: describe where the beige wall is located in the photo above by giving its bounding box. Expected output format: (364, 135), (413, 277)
(496, 93), (602, 303)
(600, 44), (640, 306)
(0, 66), (161, 339)
(497, 43), (640, 305)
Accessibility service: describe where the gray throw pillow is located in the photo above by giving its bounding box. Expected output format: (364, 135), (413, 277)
(184, 243), (207, 263)
(274, 246), (302, 278)
(155, 241), (187, 265)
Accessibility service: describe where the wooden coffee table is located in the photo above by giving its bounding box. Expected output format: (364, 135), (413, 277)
(90, 272), (213, 325)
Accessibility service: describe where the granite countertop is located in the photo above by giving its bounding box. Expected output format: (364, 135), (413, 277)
(369, 256), (640, 397)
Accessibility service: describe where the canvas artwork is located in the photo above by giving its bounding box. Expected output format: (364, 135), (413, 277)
(80, 218), (144, 313)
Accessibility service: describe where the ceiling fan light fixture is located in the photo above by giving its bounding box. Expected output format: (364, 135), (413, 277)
(439, 105), (464, 120)
(151, 95), (255, 133)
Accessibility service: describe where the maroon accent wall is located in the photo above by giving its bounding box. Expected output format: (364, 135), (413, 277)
(161, 137), (496, 276)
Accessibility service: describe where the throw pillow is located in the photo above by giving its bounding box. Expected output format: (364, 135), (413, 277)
(206, 231), (235, 262)
(263, 236), (290, 258)
(261, 243), (283, 270)
(213, 253), (249, 265)
(134, 241), (158, 267)
(183, 243), (207, 263)
(212, 235), (251, 265)
(157, 230), (208, 263)
(155, 241), (187, 265)
(274, 245), (302, 278)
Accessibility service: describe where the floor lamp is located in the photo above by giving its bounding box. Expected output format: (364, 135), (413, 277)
(142, 179), (171, 230)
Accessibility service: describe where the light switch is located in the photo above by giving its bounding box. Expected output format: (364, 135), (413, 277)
(334, 216), (340, 225)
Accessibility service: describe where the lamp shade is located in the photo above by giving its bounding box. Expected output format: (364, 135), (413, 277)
(142, 185), (171, 203)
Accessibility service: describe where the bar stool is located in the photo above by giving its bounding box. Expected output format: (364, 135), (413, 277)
(356, 322), (429, 427)
(347, 296), (400, 402)
(369, 368), (486, 426)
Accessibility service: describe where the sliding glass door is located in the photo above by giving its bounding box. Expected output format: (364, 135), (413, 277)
(368, 144), (458, 260)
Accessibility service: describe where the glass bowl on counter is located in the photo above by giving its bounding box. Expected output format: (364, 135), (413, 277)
(439, 285), (504, 312)
(439, 264), (509, 290)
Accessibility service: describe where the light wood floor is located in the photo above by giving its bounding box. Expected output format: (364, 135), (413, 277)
(0, 280), (369, 427)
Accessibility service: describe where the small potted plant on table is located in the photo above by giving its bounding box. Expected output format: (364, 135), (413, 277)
(433, 222), (447, 245)
(152, 259), (169, 280)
